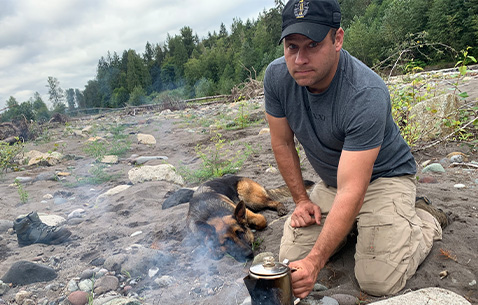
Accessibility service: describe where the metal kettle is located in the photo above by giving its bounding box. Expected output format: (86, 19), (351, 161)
(243, 256), (295, 305)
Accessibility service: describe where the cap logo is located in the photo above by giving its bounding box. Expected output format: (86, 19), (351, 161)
(294, 0), (309, 19)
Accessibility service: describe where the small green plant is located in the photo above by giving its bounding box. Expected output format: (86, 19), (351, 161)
(83, 140), (108, 161)
(178, 133), (254, 183)
(252, 237), (264, 251)
(14, 178), (29, 204)
(67, 164), (117, 187)
(0, 139), (23, 174)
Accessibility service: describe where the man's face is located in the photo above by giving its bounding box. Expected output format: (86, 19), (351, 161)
(283, 30), (342, 93)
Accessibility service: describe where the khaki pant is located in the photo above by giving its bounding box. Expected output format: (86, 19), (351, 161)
(279, 176), (442, 296)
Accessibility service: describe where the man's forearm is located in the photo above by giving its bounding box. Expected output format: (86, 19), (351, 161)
(272, 141), (309, 204)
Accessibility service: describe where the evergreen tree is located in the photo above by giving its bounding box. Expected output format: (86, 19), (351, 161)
(65, 88), (76, 111)
(46, 76), (65, 111)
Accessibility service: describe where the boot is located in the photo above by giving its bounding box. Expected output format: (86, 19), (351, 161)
(13, 212), (72, 246)
(415, 196), (449, 229)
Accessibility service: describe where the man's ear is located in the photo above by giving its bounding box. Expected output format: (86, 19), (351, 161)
(233, 200), (247, 224)
(335, 28), (344, 50)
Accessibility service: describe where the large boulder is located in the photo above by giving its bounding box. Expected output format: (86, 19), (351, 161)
(410, 93), (460, 141)
(128, 164), (184, 185)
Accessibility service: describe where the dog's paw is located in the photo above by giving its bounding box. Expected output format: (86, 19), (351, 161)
(277, 204), (288, 216)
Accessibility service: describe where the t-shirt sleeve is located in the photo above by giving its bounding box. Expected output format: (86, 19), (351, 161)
(342, 87), (390, 151)
(264, 63), (286, 118)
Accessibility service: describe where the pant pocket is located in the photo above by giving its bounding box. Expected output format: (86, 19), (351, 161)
(356, 214), (394, 258)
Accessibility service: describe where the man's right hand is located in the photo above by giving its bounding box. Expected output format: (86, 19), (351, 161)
(290, 200), (322, 227)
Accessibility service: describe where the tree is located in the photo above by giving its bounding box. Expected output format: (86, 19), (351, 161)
(65, 88), (76, 112)
(75, 89), (85, 109)
(46, 76), (65, 111)
(31, 92), (50, 122)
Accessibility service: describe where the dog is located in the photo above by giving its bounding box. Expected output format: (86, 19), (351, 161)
(185, 175), (315, 262)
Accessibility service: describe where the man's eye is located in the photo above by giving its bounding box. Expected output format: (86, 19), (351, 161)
(288, 44), (297, 50)
(309, 42), (318, 48)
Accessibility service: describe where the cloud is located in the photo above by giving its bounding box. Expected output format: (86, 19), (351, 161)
(0, 0), (275, 108)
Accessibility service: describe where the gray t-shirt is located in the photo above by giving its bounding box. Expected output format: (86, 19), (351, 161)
(264, 49), (416, 187)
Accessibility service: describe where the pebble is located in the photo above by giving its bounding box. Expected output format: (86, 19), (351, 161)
(0, 281), (9, 295)
(130, 231), (142, 237)
(313, 283), (328, 291)
(15, 291), (32, 304)
(93, 275), (119, 294)
(450, 154), (465, 163)
(68, 291), (89, 305)
(148, 267), (159, 278)
(14, 177), (33, 184)
(329, 294), (358, 305)
(454, 184), (466, 188)
(422, 163), (445, 173)
(68, 209), (86, 220)
(418, 176), (438, 184)
(78, 279), (94, 292)
(154, 275), (175, 288)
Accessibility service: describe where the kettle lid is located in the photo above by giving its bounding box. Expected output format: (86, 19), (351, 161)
(249, 256), (289, 276)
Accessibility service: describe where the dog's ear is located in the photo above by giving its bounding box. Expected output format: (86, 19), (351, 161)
(233, 200), (247, 224)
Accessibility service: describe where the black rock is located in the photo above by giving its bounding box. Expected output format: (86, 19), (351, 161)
(1, 261), (57, 285)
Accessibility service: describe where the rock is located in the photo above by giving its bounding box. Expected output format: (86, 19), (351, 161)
(68, 291), (89, 305)
(43, 193), (54, 199)
(133, 156), (168, 165)
(23, 150), (63, 166)
(329, 294), (358, 305)
(128, 164), (184, 185)
(96, 185), (131, 204)
(447, 152), (468, 162)
(422, 163), (445, 173)
(68, 209), (86, 220)
(370, 287), (471, 305)
(410, 93), (460, 141)
(302, 295), (338, 305)
(418, 176), (438, 184)
(1, 261), (57, 285)
(137, 133), (156, 145)
(93, 275), (119, 295)
(0, 220), (12, 233)
(258, 128), (270, 135)
(162, 188), (194, 209)
(154, 275), (175, 288)
(454, 184), (466, 188)
(313, 283), (328, 292)
(78, 279), (94, 292)
(13, 177), (33, 184)
(265, 166), (278, 173)
(0, 281), (9, 295)
(80, 269), (96, 280)
(103, 254), (127, 274)
(15, 291), (32, 304)
(67, 278), (80, 292)
(102, 297), (142, 305)
(101, 155), (119, 164)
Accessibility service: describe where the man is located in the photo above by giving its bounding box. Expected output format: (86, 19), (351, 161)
(264, 0), (448, 298)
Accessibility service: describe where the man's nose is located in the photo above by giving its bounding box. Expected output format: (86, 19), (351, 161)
(295, 49), (308, 65)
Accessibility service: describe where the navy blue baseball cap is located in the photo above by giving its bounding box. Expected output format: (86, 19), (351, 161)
(280, 0), (341, 43)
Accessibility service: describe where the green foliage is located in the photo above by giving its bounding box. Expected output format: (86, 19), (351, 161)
(0, 139), (23, 174)
(69, 164), (116, 187)
(178, 133), (255, 183)
(83, 124), (131, 161)
(14, 179), (29, 204)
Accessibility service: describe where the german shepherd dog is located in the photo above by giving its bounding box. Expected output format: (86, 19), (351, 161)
(186, 175), (314, 262)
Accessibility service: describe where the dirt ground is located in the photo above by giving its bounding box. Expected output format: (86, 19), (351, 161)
(0, 73), (477, 305)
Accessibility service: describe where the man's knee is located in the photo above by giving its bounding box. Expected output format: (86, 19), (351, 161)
(355, 259), (406, 296)
(279, 217), (321, 262)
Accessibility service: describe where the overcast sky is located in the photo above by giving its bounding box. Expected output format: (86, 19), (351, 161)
(0, 0), (277, 109)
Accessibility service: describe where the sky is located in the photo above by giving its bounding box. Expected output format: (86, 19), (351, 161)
(0, 0), (277, 109)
